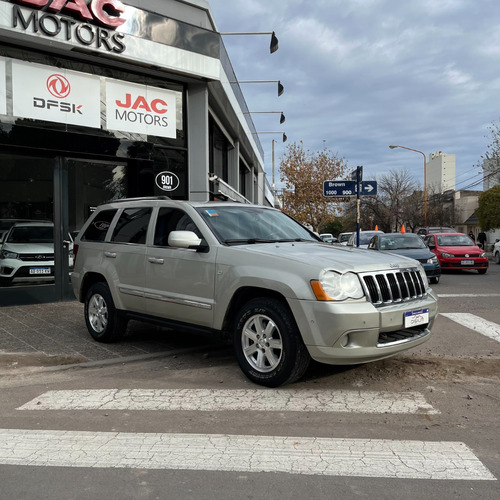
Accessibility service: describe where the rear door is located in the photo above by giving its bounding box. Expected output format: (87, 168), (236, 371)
(104, 207), (151, 313)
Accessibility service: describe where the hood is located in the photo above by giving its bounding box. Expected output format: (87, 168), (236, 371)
(3, 242), (54, 254)
(438, 244), (482, 254)
(382, 248), (434, 261)
(228, 241), (419, 273)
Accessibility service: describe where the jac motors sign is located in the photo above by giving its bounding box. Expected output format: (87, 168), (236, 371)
(11, 0), (127, 53)
(106, 80), (177, 139)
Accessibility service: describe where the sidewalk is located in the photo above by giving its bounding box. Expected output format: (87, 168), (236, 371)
(0, 301), (221, 373)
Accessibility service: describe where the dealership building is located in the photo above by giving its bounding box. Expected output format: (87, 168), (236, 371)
(0, 0), (274, 304)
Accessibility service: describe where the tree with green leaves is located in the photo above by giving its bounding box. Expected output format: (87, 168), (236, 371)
(476, 185), (500, 230)
(279, 141), (347, 232)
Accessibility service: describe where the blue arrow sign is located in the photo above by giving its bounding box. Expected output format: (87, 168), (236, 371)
(360, 181), (377, 196)
(323, 180), (356, 197)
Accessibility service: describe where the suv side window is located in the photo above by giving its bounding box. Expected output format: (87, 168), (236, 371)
(81, 209), (117, 242)
(111, 208), (152, 244)
(154, 207), (201, 247)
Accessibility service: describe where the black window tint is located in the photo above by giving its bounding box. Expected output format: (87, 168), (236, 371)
(111, 208), (152, 244)
(81, 210), (117, 242)
(154, 208), (200, 246)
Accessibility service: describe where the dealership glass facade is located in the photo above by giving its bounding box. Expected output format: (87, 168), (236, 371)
(0, 0), (268, 305)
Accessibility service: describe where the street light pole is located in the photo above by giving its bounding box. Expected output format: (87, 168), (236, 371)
(389, 145), (428, 226)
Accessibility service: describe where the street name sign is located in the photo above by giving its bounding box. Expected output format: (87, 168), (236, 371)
(323, 180), (378, 197)
(323, 180), (356, 197)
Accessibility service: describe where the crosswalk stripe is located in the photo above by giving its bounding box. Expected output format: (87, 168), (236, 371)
(0, 429), (495, 480)
(440, 313), (500, 343)
(17, 388), (439, 414)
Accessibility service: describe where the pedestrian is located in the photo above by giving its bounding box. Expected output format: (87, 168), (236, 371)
(468, 231), (475, 242)
(477, 231), (487, 249)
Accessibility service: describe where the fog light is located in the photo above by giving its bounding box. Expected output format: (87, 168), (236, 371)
(340, 335), (349, 347)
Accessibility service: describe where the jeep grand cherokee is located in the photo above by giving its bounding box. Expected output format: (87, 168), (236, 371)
(71, 197), (438, 387)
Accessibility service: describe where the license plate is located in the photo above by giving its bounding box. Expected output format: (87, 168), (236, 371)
(29, 267), (51, 275)
(404, 308), (429, 328)
(461, 260), (474, 265)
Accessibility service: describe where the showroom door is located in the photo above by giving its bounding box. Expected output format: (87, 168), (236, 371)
(0, 155), (128, 306)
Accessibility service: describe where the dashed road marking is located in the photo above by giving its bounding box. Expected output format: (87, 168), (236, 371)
(17, 388), (439, 414)
(440, 313), (500, 343)
(0, 429), (495, 480)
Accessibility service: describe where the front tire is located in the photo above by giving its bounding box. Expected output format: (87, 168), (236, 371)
(478, 269), (487, 274)
(233, 297), (310, 387)
(84, 282), (127, 342)
(495, 252), (500, 265)
(430, 276), (440, 284)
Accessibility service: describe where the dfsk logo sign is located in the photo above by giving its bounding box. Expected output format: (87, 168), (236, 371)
(106, 81), (177, 139)
(46, 74), (71, 98)
(33, 73), (83, 114)
(12, 60), (100, 128)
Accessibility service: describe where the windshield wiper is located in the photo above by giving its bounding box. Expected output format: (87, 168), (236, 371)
(224, 238), (276, 245)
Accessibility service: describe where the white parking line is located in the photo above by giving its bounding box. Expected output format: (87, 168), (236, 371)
(17, 388), (439, 414)
(0, 429), (495, 480)
(440, 313), (500, 343)
(437, 294), (500, 297)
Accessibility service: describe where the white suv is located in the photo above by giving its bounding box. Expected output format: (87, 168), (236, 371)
(0, 221), (74, 286)
(72, 197), (438, 387)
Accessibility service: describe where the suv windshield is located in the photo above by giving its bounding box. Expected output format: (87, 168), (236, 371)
(197, 205), (318, 245)
(7, 225), (53, 244)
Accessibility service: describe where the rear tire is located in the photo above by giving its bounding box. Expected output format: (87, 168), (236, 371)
(478, 269), (487, 275)
(84, 282), (127, 342)
(233, 297), (310, 387)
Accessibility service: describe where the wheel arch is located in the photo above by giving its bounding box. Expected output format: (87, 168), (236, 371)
(221, 286), (293, 336)
(79, 272), (109, 303)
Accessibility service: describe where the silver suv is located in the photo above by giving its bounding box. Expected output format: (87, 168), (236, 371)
(72, 197), (438, 387)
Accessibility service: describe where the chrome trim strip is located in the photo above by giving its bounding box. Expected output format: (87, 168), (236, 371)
(144, 292), (212, 310)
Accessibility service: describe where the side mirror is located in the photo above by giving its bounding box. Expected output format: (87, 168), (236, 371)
(168, 231), (208, 251)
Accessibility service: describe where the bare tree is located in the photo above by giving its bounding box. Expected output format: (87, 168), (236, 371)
(358, 169), (423, 232)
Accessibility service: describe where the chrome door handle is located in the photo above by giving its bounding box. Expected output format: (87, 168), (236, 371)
(148, 257), (164, 264)
(104, 251), (117, 258)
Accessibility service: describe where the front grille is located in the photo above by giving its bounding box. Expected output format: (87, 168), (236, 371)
(19, 253), (53, 262)
(360, 268), (426, 306)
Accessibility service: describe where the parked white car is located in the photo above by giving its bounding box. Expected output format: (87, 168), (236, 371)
(0, 221), (73, 286)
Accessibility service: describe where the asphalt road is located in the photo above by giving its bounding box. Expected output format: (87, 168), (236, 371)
(0, 263), (499, 499)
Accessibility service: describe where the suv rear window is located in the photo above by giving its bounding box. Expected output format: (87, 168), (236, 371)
(81, 209), (117, 242)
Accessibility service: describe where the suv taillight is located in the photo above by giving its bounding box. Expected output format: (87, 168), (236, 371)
(73, 244), (79, 264)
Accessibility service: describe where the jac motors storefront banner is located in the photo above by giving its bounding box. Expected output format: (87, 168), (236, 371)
(12, 60), (101, 128)
(8, 59), (178, 139)
(106, 80), (177, 139)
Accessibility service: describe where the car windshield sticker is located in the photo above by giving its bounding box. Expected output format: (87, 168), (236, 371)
(205, 210), (219, 217)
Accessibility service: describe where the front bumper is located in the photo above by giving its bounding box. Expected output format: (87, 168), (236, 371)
(288, 292), (438, 365)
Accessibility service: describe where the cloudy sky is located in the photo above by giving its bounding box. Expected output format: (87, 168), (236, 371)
(207, 0), (499, 192)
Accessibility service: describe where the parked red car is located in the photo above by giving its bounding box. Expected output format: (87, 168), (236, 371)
(424, 232), (488, 274)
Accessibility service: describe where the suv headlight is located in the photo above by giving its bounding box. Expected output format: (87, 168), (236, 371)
(427, 256), (439, 264)
(311, 271), (364, 301)
(0, 249), (19, 260)
(441, 252), (454, 258)
(416, 263), (428, 289)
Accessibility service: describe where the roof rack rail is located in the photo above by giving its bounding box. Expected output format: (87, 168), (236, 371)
(99, 196), (171, 205)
